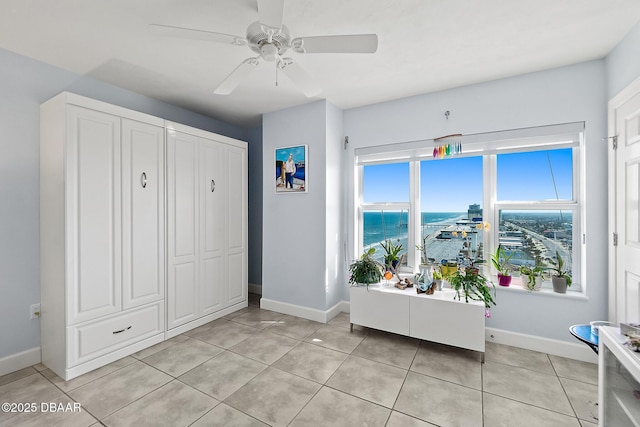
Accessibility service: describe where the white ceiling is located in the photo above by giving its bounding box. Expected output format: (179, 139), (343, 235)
(1, 0), (639, 128)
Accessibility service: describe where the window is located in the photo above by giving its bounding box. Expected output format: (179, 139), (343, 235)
(495, 147), (580, 289)
(362, 163), (410, 265)
(355, 123), (583, 292)
(419, 156), (483, 266)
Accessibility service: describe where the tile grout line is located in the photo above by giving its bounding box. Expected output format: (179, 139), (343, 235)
(18, 304), (598, 427)
(548, 353), (584, 423)
(385, 339), (420, 426)
(36, 370), (104, 425)
(481, 347), (485, 427)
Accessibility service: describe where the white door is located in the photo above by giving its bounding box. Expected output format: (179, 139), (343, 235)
(66, 106), (122, 325)
(226, 144), (248, 306)
(167, 131), (199, 328)
(121, 119), (165, 309)
(199, 138), (224, 315)
(609, 79), (640, 324)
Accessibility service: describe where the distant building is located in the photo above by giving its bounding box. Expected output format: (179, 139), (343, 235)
(467, 204), (482, 221)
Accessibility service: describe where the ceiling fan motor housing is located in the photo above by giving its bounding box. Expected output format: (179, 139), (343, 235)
(247, 21), (291, 61)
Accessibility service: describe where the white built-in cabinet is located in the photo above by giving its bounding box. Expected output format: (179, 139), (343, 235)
(350, 286), (486, 359)
(165, 124), (248, 334)
(40, 93), (247, 380)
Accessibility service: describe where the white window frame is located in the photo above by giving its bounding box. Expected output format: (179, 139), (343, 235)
(354, 123), (584, 292)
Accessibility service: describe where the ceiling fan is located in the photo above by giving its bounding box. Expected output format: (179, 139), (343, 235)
(151, 0), (378, 97)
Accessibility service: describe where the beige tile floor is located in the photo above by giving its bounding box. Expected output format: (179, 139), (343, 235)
(0, 294), (599, 426)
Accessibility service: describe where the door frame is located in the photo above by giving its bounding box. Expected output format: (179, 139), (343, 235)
(607, 75), (640, 323)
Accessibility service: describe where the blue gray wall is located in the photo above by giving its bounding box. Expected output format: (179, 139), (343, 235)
(606, 19), (640, 99)
(262, 101), (330, 311)
(261, 100), (346, 312)
(0, 48), (256, 360)
(2, 16), (639, 362)
(258, 20), (640, 344)
(343, 60), (608, 343)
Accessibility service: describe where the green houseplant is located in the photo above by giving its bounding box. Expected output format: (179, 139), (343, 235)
(348, 248), (383, 288)
(449, 266), (497, 315)
(491, 245), (513, 287)
(519, 265), (544, 292)
(380, 239), (404, 270)
(548, 250), (572, 293)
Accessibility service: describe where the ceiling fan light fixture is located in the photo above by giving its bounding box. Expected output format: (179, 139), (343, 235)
(260, 43), (279, 62)
(152, 0), (378, 96)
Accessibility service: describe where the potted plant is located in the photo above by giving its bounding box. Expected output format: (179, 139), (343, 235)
(348, 248), (383, 288)
(380, 239), (404, 270)
(449, 266), (497, 314)
(432, 267), (443, 290)
(491, 245), (513, 287)
(519, 265), (544, 292)
(440, 259), (458, 278)
(416, 234), (436, 267)
(548, 250), (572, 293)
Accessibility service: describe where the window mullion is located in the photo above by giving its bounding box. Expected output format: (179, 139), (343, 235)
(484, 155), (497, 266)
(409, 161), (420, 270)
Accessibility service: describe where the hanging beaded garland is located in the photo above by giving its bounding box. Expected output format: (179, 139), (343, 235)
(432, 134), (462, 159)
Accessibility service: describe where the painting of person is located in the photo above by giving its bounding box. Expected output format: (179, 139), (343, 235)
(275, 145), (307, 193)
(284, 153), (296, 188)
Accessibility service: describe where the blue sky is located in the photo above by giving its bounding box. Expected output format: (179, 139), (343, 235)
(363, 148), (573, 211)
(275, 145), (306, 163)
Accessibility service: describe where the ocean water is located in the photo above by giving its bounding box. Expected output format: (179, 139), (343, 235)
(363, 210), (573, 270)
(363, 211), (464, 249)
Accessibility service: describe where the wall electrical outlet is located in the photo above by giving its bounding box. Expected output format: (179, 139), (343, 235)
(30, 303), (41, 319)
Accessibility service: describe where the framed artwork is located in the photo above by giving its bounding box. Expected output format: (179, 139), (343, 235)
(275, 145), (307, 193)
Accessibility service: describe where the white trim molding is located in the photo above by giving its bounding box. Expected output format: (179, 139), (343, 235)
(260, 298), (348, 323)
(257, 298), (595, 364)
(0, 347), (41, 376)
(248, 283), (262, 295)
(486, 327), (597, 364)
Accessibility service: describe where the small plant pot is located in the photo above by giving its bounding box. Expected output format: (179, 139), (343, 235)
(552, 276), (568, 293)
(523, 275), (543, 291)
(435, 279), (443, 291)
(498, 274), (512, 287)
(531, 276), (542, 291)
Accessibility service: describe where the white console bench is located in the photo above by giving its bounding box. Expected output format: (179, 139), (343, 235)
(350, 285), (486, 362)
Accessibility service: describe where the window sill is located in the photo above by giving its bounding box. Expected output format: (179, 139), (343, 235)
(493, 280), (587, 300)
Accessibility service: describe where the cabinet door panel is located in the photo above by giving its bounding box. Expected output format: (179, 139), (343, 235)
(227, 252), (246, 306)
(168, 263), (198, 326)
(122, 120), (164, 309)
(201, 140), (224, 255)
(167, 131), (199, 328)
(67, 106), (121, 324)
(226, 144), (247, 306)
(172, 138), (197, 257)
(200, 140), (225, 313)
(201, 256), (223, 314)
(227, 146), (246, 253)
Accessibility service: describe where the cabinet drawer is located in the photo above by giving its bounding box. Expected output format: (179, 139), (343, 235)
(68, 302), (164, 367)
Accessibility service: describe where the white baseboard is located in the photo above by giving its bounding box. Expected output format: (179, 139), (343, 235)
(0, 347), (41, 377)
(248, 283), (262, 295)
(165, 301), (249, 339)
(486, 327), (598, 364)
(255, 298), (596, 364)
(260, 298), (346, 323)
(341, 301), (350, 313)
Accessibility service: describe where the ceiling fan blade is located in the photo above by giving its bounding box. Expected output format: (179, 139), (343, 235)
(150, 24), (246, 46)
(278, 58), (321, 97)
(213, 57), (260, 95)
(257, 0), (285, 29)
(291, 34), (378, 54)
